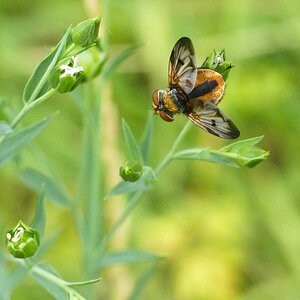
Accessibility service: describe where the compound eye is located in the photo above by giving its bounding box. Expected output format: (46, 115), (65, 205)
(159, 111), (174, 122)
(152, 90), (159, 110)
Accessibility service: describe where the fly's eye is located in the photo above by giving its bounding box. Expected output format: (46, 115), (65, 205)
(159, 111), (174, 122)
(152, 89), (159, 108)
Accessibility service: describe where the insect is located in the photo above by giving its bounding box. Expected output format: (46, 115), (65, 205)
(152, 37), (240, 139)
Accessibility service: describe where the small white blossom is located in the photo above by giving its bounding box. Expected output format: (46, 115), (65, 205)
(11, 227), (24, 242)
(215, 55), (223, 65)
(60, 56), (84, 78)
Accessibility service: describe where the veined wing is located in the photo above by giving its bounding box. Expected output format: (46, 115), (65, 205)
(187, 101), (240, 139)
(168, 37), (197, 94)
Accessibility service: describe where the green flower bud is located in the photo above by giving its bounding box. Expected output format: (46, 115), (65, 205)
(72, 17), (100, 48)
(119, 161), (143, 182)
(237, 146), (270, 168)
(6, 220), (40, 259)
(77, 43), (107, 81)
(49, 56), (84, 93)
(201, 49), (233, 81)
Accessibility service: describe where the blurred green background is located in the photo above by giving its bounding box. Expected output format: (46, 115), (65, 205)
(1, 0), (300, 299)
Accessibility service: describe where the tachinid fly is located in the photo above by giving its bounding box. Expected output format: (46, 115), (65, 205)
(152, 37), (240, 139)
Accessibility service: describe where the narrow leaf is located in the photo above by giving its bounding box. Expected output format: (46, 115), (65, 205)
(0, 265), (28, 300)
(0, 121), (12, 136)
(128, 264), (157, 300)
(173, 148), (239, 167)
(101, 44), (141, 80)
(122, 118), (143, 163)
(31, 187), (46, 238)
(0, 115), (55, 168)
(33, 230), (62, 261)
(23, 27), (71, 102)
(31, 264), (69, 300)
(99, 250), (162, 268)
(18, 168), (72, 207)
(66, 278), (101, 287)
(220, 135), (264, 152)
(140, 112), (154, 164)
(106, 167), (156, 198)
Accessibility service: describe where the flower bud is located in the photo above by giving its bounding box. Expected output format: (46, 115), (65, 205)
(201, 49), (233, 81)
(72, 17), (100, 48)
(119, 161), (143, 182)
(49, 56), (84, 93)
(6, 220), (40, 259)
(77, 44), (107, 81)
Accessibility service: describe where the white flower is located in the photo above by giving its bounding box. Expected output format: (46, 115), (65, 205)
(60, 56), (84, 78)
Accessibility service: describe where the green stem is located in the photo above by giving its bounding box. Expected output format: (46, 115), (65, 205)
(98, 122), (193, 256)
(31, 265), (86, 299)
(98, 190), (143, 255)
(11, 89), (56, 129)
(154, 121), (192, 175)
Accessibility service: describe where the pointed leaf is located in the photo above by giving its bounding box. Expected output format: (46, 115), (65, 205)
(128, 264), (157, 300)
(66, 278), (101, 287)
(18, 168), (72, 207)
(220, 136), (264, 152)
(0, 265), (28, 300)
(122, 118), (143, 163)
(101, 44), (141, 80)
(33, 230), (62, 261)
(173, 148), (240, 167)
(31, 264), (69, 300)
(23, 27), (71, 102)
(98, 250), (162, 268)
(31, 187), (46, 238)
(0, 121), (12, 136)
(0, 115), (55, 168)
(140, 112), (154, 164)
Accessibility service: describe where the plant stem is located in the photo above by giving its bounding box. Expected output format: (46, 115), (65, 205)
(30, 265), (86, 299)
(98, 190), (144, 255)
(154, 121), (192, 175)
(98, 121), (193, 256)
(11, 89), (56, 129)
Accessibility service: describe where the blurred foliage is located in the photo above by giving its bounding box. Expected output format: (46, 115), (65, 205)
(0, 0), (300, 299)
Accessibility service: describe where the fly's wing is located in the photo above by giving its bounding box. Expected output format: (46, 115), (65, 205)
(168, 37), (197, 94)
(187, 101), (240, 139)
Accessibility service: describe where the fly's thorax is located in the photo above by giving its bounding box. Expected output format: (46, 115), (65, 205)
(163, 89), (180, 115)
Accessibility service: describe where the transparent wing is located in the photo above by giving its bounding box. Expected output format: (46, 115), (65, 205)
(187, 101), (240, 139)
(168, 37), (197, 94)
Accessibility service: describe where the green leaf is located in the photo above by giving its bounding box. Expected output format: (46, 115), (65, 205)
(33, 230), (62, 261)
(0, 121), (12, 136)
(31, 187), (46, 238)
(0, 265), (28, 300)
(31, 264), (69, 300)
(122, 118), (143, 163)
(98, 250), (162, 268)
(173, 135), (269, 168)
(18, 168), (72, 207)
(66, 277), (101, 287)
(23, 27), (71, 102)
(101, 44), (141, 80)
(106, 166), (156, 198)
(128, 264), (157, 300)
(140, 112), (154, 164)
(0, 115), (55, 168)
(173, 148), (239, 167)
(220, 136), (264, 152)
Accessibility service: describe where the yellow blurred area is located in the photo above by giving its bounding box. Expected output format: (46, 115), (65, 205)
(1, 0), (300, 299)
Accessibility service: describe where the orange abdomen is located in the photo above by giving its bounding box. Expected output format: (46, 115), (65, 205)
(190, 69), (225, 104)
